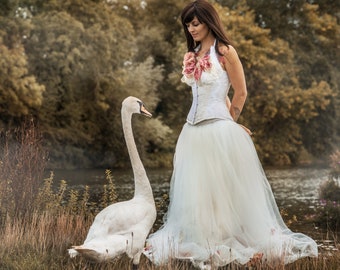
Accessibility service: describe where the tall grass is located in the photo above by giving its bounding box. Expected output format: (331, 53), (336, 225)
(0, 119), (339, 269)
(0, 117), (47, 218)
(0, 211), (339, 270)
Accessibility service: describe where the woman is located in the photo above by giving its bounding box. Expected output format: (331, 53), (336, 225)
(144, 0), (318, 268)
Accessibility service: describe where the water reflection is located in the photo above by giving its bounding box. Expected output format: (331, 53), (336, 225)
(265, 167), (329, 205)
(52, 166), (330, 206)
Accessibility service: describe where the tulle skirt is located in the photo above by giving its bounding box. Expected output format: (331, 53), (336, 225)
(144, 119), (318, 269)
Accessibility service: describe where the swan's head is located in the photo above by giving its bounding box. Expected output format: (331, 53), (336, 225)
(122, 96), (152, 118)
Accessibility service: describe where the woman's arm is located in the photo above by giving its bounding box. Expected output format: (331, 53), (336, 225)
(223, 46), (252, 135)
(221, 45), (247, 122)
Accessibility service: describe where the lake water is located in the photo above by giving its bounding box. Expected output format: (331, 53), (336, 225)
(52, 166), (330, 207)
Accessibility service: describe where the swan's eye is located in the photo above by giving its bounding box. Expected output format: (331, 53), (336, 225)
(137, 101), (143, 110)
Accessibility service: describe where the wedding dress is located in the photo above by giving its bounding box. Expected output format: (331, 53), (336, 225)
(144, 42), (318, 269)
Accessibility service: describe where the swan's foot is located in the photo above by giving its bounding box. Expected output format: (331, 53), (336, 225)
(132, 264), (138, 270)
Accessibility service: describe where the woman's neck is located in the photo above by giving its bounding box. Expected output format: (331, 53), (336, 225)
(197, 35), (215, 55)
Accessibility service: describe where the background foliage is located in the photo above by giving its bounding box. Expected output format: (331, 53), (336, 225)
(0, 0), (339, 169)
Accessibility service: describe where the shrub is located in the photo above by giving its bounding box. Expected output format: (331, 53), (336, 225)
(329, 149), (340, 178)
(314, 199), (340, 231)
(313, 150), (340, 231)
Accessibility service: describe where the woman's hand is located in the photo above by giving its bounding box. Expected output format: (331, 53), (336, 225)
(238, 124), (252, 136)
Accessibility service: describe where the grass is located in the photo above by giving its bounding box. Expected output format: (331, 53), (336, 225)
(0, 210), (339, 270)
(0, 118), (339, 269)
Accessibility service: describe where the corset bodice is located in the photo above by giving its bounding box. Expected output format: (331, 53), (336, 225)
(181, 43), (233, 125)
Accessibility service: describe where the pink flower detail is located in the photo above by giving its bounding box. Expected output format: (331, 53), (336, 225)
(182, 52), (212, 81)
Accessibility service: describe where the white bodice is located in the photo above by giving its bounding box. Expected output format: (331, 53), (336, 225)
(181, 44), (233, 125)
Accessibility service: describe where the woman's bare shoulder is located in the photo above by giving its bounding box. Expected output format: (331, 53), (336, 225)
(219, 44), (239, 64)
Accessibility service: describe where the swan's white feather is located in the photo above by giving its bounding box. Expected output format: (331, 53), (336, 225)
(68, 97), (156, 266)
(84, 198), (155, 241)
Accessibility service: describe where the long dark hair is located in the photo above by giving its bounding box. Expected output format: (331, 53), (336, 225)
(180, 0), (231, 55)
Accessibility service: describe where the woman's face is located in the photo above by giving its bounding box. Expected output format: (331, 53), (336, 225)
(185, 16), (210, 42)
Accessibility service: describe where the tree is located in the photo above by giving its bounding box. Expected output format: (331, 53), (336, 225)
(0, 0), (170, 168)
(244, 0), (340, 159)
(0, 19), (44, 125)
(0, 0), (338, 168)
(214, 2), (335, 165)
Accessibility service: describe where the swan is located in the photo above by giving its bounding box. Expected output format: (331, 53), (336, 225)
(68, 96), (157, 270)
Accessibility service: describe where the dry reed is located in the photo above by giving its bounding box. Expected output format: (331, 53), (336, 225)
(0, 183), (339, 269)
(0, 212), (339, 270)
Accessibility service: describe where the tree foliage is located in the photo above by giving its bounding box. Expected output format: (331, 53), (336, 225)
(0, 0), (338, 168)
(0, 21), (45, 121)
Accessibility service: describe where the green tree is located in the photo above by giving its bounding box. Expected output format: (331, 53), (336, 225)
(0, 20), (45, 124)
(0, 0), (170, 168)
(214, 2), (335, 165)
(0, 0), (338, 168)
(111, 0), (191, 131)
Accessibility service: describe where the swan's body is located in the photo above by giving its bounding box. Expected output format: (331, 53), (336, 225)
(68, 96), (156, 268)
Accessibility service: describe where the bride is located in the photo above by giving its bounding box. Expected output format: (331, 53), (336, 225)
(144, 0), (318, 268)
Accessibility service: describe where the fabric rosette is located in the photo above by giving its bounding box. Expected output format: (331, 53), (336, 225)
(182, 52), (212, 81)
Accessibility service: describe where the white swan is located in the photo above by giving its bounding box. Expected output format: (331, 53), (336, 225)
(68, 96), (157, 269)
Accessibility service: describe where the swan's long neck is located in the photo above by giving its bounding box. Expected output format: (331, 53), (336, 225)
(122, 110), (153, 200)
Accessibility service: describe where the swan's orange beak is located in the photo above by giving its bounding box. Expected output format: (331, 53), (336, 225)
(140, 104), (152, 118)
